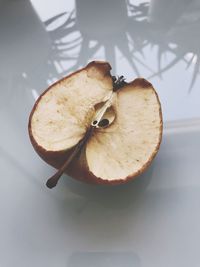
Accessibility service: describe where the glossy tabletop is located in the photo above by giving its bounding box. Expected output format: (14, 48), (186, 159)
(0, 0), (200, 266)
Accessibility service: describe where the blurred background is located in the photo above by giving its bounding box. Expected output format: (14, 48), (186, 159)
(1, 0), (200, 121)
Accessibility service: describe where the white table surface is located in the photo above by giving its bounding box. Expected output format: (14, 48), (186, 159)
(0, 0), (200, 266)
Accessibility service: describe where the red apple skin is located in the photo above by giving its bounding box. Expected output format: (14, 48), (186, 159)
(28, 61), (163, 185)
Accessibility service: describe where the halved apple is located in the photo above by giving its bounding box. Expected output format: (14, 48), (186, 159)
(28, 61), (162, 187)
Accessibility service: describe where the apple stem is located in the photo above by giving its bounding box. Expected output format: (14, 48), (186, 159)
(46, 126), (94, 189)
(112, 75), (127, 91)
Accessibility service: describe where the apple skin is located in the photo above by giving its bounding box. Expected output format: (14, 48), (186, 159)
(28, 61), (163, 185)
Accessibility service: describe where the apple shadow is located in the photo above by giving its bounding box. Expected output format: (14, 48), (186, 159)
(61, 164), (154, 211)
(51, 160), (155, 246)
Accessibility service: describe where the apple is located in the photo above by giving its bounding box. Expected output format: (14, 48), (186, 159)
(28, 61), (162, 188)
